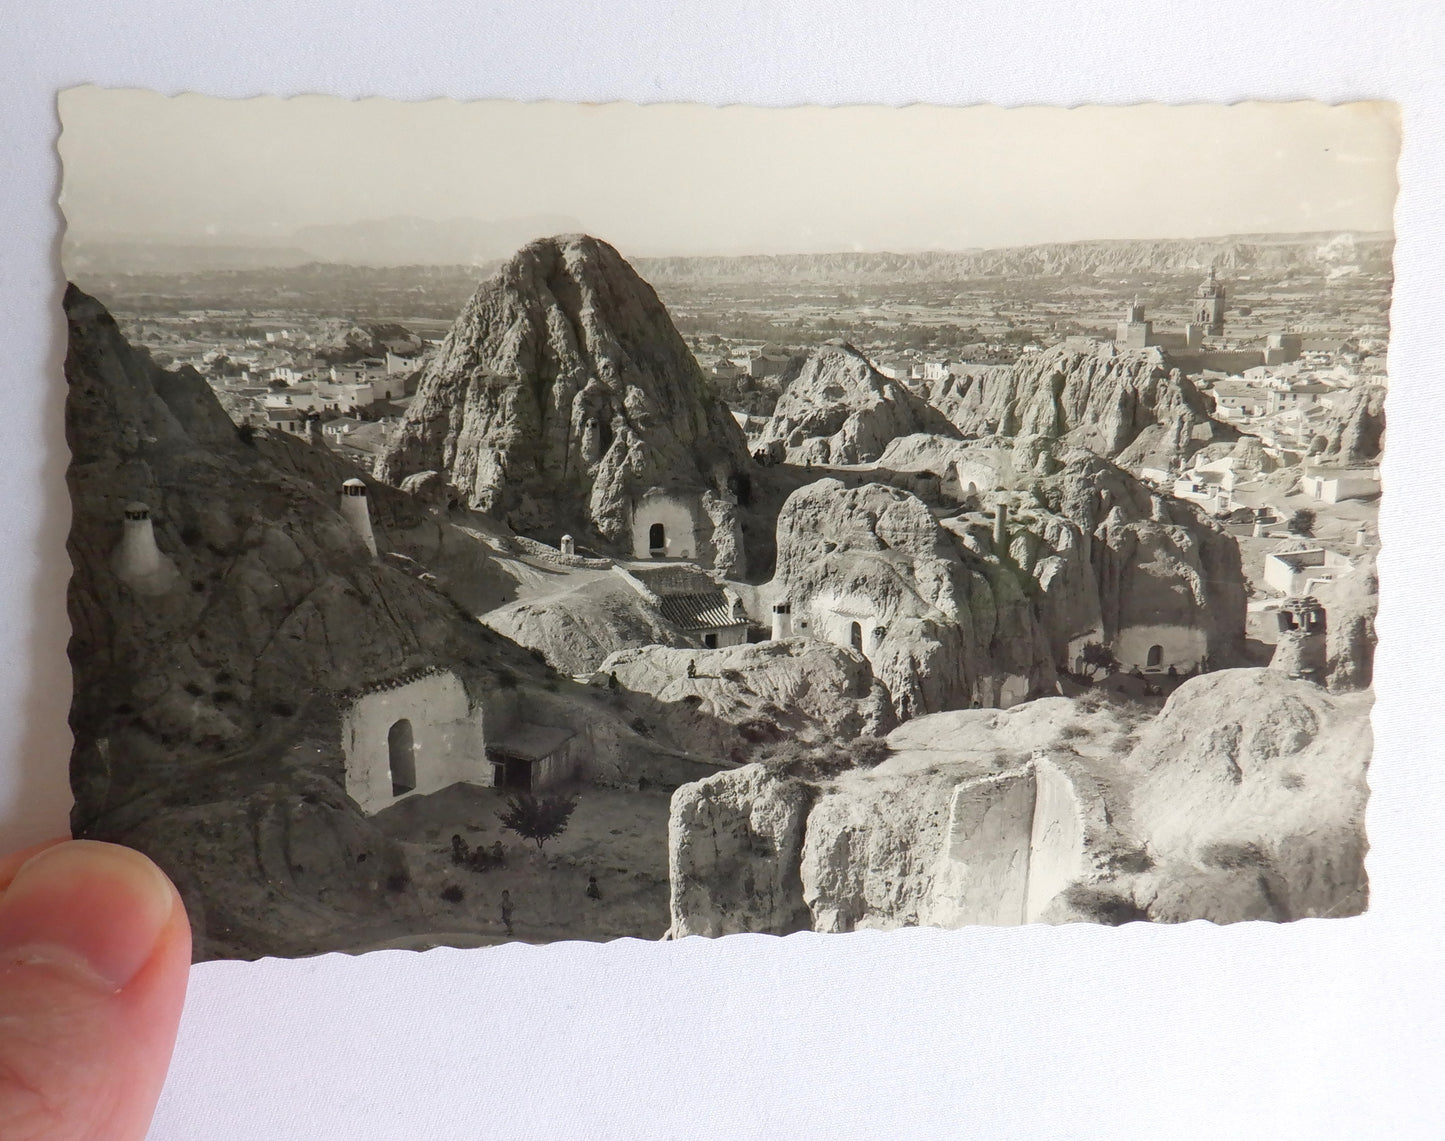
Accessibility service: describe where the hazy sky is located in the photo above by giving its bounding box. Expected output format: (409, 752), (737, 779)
(58, 90), (1400, 257)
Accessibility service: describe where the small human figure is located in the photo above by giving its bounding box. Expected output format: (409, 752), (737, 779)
(1167, 664), (1179, 681)
(450, 834), (468, 866)
(586, 875), (601, 901)
(608, 670), (620, 691)
(500, 889), (514, 937)
(491, 840), (505, 864)
(686, 659), (697, 679)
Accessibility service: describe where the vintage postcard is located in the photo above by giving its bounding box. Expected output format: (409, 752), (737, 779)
(57, 93), (1394, 959)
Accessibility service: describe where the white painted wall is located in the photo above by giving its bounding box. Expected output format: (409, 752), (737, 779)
(700, 623), (749, 649)
(1115, 623), (1208, 673)
(1304, 472), (1381, 503)
(630, 490), (702, 560)
(342, 671), (486, 815)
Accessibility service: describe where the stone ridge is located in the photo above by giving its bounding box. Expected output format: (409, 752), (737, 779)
(938, 343), (1231, 470)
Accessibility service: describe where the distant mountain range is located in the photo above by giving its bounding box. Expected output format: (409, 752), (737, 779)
(62, 221), (1393, 281)
(632, 232), (1395, 284)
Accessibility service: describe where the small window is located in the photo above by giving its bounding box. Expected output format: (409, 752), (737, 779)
(850, 622), (864, 652)
(648, 522), (666, 555)
(1146, 644), (1164, 670)
(703, 633), (718, 649)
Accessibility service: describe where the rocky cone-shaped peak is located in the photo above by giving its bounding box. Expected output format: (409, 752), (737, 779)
(755, 341), (960, 465)
(379, 234), (751, 548)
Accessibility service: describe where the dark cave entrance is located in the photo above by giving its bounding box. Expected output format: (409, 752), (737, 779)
(388, 718), (416, 796)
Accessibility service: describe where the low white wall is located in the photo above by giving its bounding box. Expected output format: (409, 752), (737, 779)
(1115, 624), (1207, 673)
(342, 671), (486, 815)
(705, 624), (750, 649)
(1321, 474), (1380, 503)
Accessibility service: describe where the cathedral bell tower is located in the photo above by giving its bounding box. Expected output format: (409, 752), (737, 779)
(1194, 267), (1226, 337)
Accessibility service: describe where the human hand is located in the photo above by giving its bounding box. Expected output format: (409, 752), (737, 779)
(0, 839), (191, 1140)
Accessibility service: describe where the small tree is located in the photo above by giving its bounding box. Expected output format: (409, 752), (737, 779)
(1079, 641), (1121, 680)
(1286, 508), (1317, 537)
(498, 792), (578, 850)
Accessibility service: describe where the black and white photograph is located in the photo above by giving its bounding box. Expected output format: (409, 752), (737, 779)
(58, 92), (1395, 959)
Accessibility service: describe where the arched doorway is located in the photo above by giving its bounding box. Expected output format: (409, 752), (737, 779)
(648, 522), (666, 556)
(388, 718), (416, 796)
(850, 621), (863, 652)
(1146, 644), (1164, 670)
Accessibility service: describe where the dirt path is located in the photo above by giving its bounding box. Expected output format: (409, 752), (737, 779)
(370, 783), (676, 946)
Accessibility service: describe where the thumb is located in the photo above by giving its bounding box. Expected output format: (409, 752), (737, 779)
(0, 840), (191, 1141)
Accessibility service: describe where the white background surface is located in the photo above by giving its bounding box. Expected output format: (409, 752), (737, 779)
(2, 2), (1443, 1137)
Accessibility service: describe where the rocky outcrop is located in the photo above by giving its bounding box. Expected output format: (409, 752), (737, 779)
(315, 321), (422, 363)
(601, 639), (897, 765)
(1124, 670), (1370, 924)
(767, 448), (1245, 716)
(754, 342), (960, 464)
(770, 478), (1054, 716)
(937, 344), (1229, 470)
(1081, 454), (1247, 661)
(1320, 553), (1378, 692)
(377, 235), (752, 559)
(668, 669), (1371, 936)
(62, 284), (601, 958)
(483, 576), (693, 675)
(1318, 384), (1386, 465)
(669, 764), (816, 937)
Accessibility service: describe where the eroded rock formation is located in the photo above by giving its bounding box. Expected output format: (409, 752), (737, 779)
(766, 446), (1245, 716)
(602, 639), (897, 765)
(936, 344), (1229, 470)
(1319, 383), (1386, 465)
(1321, 553), (1378, 692)
(754, 341), (960, 464)
(62, 284), (625, 958)
(668, 669), (1370, 936)
(378, 235), (752, 565)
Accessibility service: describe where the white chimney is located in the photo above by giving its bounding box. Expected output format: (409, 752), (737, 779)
(340, 479), (378, 557)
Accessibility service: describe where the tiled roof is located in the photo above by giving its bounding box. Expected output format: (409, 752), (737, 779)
(628, 565), (719, 596)
(658, 592), (739, 631)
